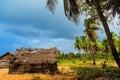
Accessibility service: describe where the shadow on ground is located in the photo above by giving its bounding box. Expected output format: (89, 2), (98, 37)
(71, 66), (120, 80)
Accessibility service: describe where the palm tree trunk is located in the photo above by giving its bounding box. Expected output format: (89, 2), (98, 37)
(91, 48), (96, 65)
(93, 52), (96, 65)
(78, 49), (81, 60)
(93, 0), (120, 68)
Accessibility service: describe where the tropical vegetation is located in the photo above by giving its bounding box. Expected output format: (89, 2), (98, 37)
(46, 0), (120, 68)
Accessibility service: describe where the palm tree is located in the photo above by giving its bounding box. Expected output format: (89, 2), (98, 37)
(74, 36), (82, 60)
(94, 40), (103, 60)
(84, 18), (100, 65)
(80, 36), (89, 62)
(46, 0), (120, 68)
(102, 38), (111, 61)
(92, 0), (120, 67)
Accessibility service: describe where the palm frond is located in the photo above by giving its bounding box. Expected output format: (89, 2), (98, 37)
(105, 0), (120, 17)
(46, 0), (58, 14)
(90, 24), (101, 30)
(64, 0), (80, 25)
(86, 0), (93, 6)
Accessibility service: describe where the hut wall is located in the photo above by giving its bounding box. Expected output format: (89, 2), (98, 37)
(9, 62), (58, 74)
(0, 54), (13, 68)
(24, 63), (42, 73)
(9, 63), (24, 74)
(41, 62), (58, 74)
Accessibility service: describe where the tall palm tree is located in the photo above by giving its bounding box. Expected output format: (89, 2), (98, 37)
(84, 18), (100, 65)
(94, 40), (103, 60)
(80, 36), (89, 54)
(102, 38), (111, 61)
(92, 0), (120, 67)
(46, 0), (120, 68)
(80, 36), (89, 62)
(74, 36), (82, 60)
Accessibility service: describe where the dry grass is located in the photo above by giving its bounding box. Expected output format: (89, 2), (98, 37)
(0, 60), (118, 80)
(0, 68), (75, 80)
(0, 69), (32, 80)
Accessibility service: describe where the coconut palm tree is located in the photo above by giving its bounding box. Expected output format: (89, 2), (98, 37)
(94, 40), (103, 60)
(102, 38), (111, 61)
(74, 36), (82, 60)
(46, 0), (120, 68)
(92, 0), (120, 67)
(80, 36), (89, 62)
(84, 18), (100, 65)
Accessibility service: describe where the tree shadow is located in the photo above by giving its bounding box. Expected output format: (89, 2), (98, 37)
(71, 67), (102, 79)
(71, 66), (120, 80)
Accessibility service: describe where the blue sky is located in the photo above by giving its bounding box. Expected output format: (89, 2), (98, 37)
(0, 0), (86, 55)
(0, 0), (119, 56)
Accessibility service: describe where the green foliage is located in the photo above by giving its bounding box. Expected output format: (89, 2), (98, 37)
(71, 66), (120, 79)
(103, 67), (120, 77)
(72, 67), (102, 79)
(46, 0), (120, 68)
(58, 32), (120, 66)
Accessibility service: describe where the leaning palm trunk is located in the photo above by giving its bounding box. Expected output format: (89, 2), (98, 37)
(93, 0), (120, 68)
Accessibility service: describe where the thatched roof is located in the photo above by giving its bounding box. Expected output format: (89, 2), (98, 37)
(11, 48), (58, 64)
(0, 52), (13, 59)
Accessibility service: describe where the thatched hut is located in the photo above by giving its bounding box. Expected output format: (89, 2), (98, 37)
(0, 52), (13, 68)
(9, 48), (58, 74)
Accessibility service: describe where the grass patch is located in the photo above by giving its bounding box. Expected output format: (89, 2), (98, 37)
(58, 59), (117, 68)
(71, 67), (102, 79)
(103, 67), (120, 78)
(71, 66), (120, 79)
(0, 59), (118, 80)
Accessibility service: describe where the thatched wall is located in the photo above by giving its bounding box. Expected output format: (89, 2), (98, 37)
(9, 62), (58, 74)
(0, 52), (13, 68)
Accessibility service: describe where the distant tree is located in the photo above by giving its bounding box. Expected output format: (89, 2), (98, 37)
(68, 52), (75, 59)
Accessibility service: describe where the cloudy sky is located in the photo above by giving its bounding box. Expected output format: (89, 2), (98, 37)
(0, 0), (119, 56)
(0, 0), (86, 55)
